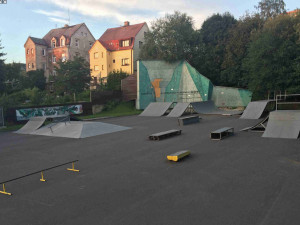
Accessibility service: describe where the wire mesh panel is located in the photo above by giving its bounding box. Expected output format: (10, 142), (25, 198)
(0, 107), (4, 127)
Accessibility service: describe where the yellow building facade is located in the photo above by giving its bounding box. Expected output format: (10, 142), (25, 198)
(89, 41), (133, 84)
(89, 22), (149, 86)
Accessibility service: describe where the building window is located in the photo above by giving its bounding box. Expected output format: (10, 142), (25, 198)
(61, 39), (65, 46)
(32, 63), (34, 68)
(101, 52), (103, 58)
(94, 52), (99, 59)
(42, 49), (46, 56)
(52, 41), (56, 48)
(28, 63), (31, 69)
(121, 40), (130, 47)
(122, 58), (129, 66)
(75, 52), (80, 57)
(31, 48), (34, 54)
(139, 41), (143, 49)
(89, 42), (93, 47)
(102, 65), (104, 70)
(113, 59), (115, 63)
(75, 39), (79, 47)
(53, 70), (57, 76)
(81, 32), (83, 36)
(62, 53), (66, 62)
(27, 49), (29, 54)
(42, 63), (46, 71)
(94, 65), (99, 71)
(53, 56), (56, 63)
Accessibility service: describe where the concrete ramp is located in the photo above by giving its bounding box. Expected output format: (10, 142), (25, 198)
(191, 101), (241, 115)
(240, 100), (274, 119)
(31, 121), (131, 139)
(15, 116), (47, 134)
(167, 103), (190, 117)
(262, 110), (300, 139)
(140, 102), (173, 117)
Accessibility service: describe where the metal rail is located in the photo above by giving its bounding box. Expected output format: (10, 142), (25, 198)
(0, 160), (79, 196)
(49, 115), (70, 133)
(276, 94), (300, 110)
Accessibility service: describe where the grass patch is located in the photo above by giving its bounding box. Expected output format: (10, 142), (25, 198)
(79, 101), (142, 119)
(0, 124), (24, 132)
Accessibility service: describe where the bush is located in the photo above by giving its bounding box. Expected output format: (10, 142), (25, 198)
(103, 100), (120, 111)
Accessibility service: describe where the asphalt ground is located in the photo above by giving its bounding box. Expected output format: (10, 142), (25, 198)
(0, 115), (299, 225)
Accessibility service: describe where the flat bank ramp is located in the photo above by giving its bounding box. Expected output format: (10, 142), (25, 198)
(262, 110), (300, 139)
(140, 102), (173, 117)
(15, 116), (47, 134)
(240, 100), (273, 119)
(167, 103), (190, 117)
(191, 100), (241, 115)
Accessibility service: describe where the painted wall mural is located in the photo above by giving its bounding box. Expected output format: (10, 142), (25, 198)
(16, 105), (83, 121)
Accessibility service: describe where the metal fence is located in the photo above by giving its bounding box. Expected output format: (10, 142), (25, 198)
(0, 107), (4, 127)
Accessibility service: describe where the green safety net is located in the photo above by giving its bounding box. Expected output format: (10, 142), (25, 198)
(138, 61), (155, 109)
(164, 61), (184, 102)
(185, 62), (213, 101)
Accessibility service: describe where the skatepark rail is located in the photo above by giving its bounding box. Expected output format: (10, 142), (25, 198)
(0, 160), (79, 196)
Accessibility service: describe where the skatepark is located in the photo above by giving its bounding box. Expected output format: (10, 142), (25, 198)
(0, 94), (300, 225)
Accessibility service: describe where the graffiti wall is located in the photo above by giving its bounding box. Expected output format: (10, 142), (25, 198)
(16, 105), (83, 121)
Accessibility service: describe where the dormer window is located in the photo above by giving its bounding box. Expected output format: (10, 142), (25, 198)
(51, 39), (56, 48)
(121, 40), (130, 47)
(31, 48), (34, 54)
(61, 38), (65, 46)
(27, 49), (29, 54)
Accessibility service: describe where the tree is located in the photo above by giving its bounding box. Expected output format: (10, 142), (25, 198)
(21, 69), (46, 90)
(0, 36), (6, 94)
(140, 11), (197, 62)
(106, 70), (129, 91)
(255, 0), (286, 19)
(52, 56), (91, 95)
(196, 12), (237, 85)
(221, 13), (264, 87)
(242, 13), (300, 99)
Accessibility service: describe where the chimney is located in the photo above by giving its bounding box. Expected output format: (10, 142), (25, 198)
(124, 21), (130, 27)
(64, 24), (69, 27)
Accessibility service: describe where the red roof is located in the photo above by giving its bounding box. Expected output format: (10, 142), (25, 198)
(287, 9), (300, 14)
(43, 23), (83, 47)
(99, 22), (146, 51)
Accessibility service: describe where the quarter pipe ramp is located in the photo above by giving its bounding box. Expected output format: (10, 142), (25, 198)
(262, 110), (300, 139)
(15, 116), (47, 134)
(167, 103), (190, 117)
(140, 102), (173, 117)
(240, 100), (274, 119)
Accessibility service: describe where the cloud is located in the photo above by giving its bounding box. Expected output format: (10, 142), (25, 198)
(33, 9), (69, 19)
(48, 17), (69, 24)
(33, 0), (253, 29)
(31, 0), (228, 28)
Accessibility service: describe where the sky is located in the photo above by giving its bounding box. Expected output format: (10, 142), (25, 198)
(0, 0), (299, 64)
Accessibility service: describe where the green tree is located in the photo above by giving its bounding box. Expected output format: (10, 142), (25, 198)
(0, 36), (6, 94)
(107, 70), (129, 91)
(52, 56), (91, 95)
(221, 13), (264, 87)
(21, 69), (46, 90)
(255, 0), (286, 19)
(196, 12), (237, 85)
(242, 13), (300, 99)
(140, 11), (197, 62)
